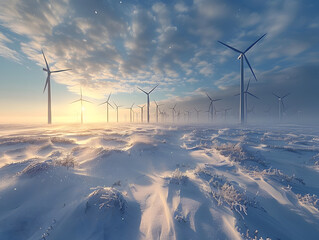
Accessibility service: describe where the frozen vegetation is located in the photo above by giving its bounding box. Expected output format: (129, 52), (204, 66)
(0, 123), (319, 239)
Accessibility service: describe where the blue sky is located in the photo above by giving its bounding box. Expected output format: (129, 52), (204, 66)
(0, 0), (318, 123)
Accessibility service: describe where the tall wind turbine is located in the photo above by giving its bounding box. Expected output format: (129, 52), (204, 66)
(218, 33), (266, 124)
(154, 100), (163, 123)
(273, 93), (290, 121)
(99, 93), (113, 123)
(206, 93), (221, 122)
(113, 102), (122, 123)
(137, 85), (158, 123)
(41, 50), (71, 124)
(138, 105), (145, 123)
(71, 88), (92, 124)
(169, 104), (177, 122)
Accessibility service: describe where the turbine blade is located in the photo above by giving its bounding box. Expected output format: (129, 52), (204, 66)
(148, 84), (158, 94)
(281, 100), (285, 110)
(218, 41), (242, 54)
(71, 99), (81, 104)
(154, 100), (158, 106)
(246, 78), (251, 92)
(282, 93), (290, 99)
(51, 69), (72, 73)
(234, 93), (240, 97)
(107, 92), (111, 102)
(213, 98), (222, 102)
(107, 102), (114, 108)
(206, 93), (213, 101)
(41, 49), (50, 71)
(244, 55), (257, 81)
(272, 93), (280, 98)
(243, 33), (267, 53)
(98, 101), (107, 106)
(82, 99), (93, 104)
(247, 92), (259, 99)
(137, 87), (147, 94)
(43, 75), (49, 93)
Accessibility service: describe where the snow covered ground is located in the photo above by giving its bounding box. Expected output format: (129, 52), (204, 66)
(0, 123), (318, 240)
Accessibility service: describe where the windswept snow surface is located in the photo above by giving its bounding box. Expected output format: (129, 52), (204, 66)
(0, 124), (319, 240)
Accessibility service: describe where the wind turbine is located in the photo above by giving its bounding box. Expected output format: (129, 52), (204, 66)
(223, 108), (232, 121)
(127, 103), (134, 123)
(169, 104), (177, 122)
(154, 100), (163, 123)
(194, 107), (201, 122)
(99, 93), (113, 123)
(71, 88), (92, 124)
(137, 85), (158, 123)
(41, 50), (71, 124)
(273, 93), (290, 121)
(206, 93), (221, 122)
(113, 102), (122, 123)
(138, 105), (145, 123)
(218, 33), (266, 124)
(185, 110), (191, 123)
(235, 78), (259, 123)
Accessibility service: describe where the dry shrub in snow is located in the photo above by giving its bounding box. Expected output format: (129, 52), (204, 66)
(54, 154), (76, 169)
(86, 187), (127, 214)
(258, 168), (305, 185)
(19, 162), (52, 177)
(297, 193), (319, 211)
(165, 168), (188, 185)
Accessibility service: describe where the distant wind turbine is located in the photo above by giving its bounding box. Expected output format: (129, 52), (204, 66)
(137, 85), (158, 123)
(138, 105), (145, 123)
(223, 108), (232, 121)
(113, 102), (122, 123)
(206, 93), (221, 122)
(41, 50), (71, 124)
(127, 103), (134, 123)
(218, 33), (266, 124)
(273, 93), (290, 121)
(71, 88), (92, 124)
(169, 104), (177, 122)
(154, 100), (163, 123)
(194, 107), (201, 122)
(99, 93), (113, 123)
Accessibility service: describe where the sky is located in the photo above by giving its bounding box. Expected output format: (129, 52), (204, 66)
(0, 0), (318, 123)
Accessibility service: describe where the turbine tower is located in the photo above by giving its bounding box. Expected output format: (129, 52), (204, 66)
(41, 50), (71, 124)
(206, 93), (221, 122)
(113, 102), (122, 123)
(273, 93), (290, 121)
(71, 88), (92, 124)
(138, 105), (145, 123)
(218, 33), (266, 124)
(99, 93), (113, 123)
(223, 108), (232, 121)
(137, 85), (158, 123)
(154, 100), (163, 123)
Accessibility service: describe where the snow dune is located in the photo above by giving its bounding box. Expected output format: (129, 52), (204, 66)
(0, 123), (318, 240)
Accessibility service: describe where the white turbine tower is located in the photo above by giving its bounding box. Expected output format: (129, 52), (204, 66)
(71, 88), (92, 124)
(154, 100), (163, 123)
(206, 93), (221, 122)
(99, 93), (113, 123)
(218, 33), (266, 124)
(273, 93), (290, 121)
(137, 85), (158, 123)
(41, 50), (71, 124)
(113, 102), (122, 123)
(138, 105), (145, 123)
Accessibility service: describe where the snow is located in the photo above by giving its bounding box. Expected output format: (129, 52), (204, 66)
(0, 123), (319, 240)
